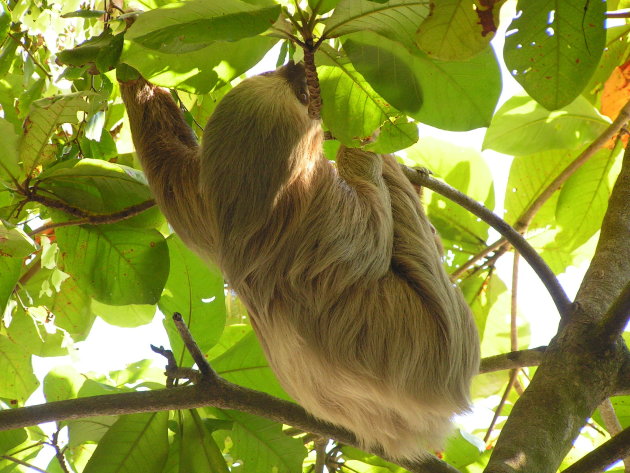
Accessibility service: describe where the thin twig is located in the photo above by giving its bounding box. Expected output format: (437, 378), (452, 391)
(450, 237), (505, 280)
(8, 33), (52, 79)
(484, 369), (519, 444)
(402, 166), (571, 318)
(50, 430), (70, 473)
(0, 455), (49, 473)
(172, 313), (217, 381)
(27, 200), (156, 236)
(562, 426), (630, 473)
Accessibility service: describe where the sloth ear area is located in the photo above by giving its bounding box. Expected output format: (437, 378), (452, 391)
(275, 61), (309, 105)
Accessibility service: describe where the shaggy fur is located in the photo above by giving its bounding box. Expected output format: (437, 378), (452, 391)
(120, 62), (480, 460)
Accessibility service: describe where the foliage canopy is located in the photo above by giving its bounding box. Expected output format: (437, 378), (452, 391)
(0, 0), (629, 472)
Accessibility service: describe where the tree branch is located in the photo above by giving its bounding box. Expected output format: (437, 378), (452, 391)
(562, 426), (630, 473)
(0, 379), (459, 473)
(402, 166), (571, 317)
(27, 199), (156, 236)
(484, 145), (630, 473)
(479, 347), (546, 373)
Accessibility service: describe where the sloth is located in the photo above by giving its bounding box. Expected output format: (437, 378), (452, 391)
(119, 61), (480, 460)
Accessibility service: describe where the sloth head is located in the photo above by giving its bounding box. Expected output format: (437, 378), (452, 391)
(203, 62), (320, 167)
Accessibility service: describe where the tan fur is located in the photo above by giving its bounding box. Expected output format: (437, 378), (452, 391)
(120, 63), (479, 460)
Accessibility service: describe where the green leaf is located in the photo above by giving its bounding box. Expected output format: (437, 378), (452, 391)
(584, 24), (630, 106)
(121, 35), (277, 93)
(340, 446), (407, 472)
(318, 47), (417, 149)
(460, 270), (507, 338)
(41, 274), (95, 341)
(211, 331), (291, 400)
(0, 255), (20, 321)
(325, 0), (430, 49)
(416, 0), (503, 60)
(19, 92), (99, 173)
(554, 146), (619, 250)
(443, 429), (484, 467)
(126, 0), (281, 54)
(7, 306), (69, 357)
(92, 300), (155, 327)
(56, 223), (169, 305)
(309, 0), (339, 14)
(57, 30), (124, 73)
(483, 95), (609, 156)
(344, 31), (501, 130)
(37, 158), (160, 228)
(0, 222), (37, 258)
(0, 117), (19, 181)
(160, 236), (226, 366)
(174, 410), (229, 473)
(79, 129), (118, 160)
(82, 412), (169, 473)
(0, 429), (28, 453)
(504, 0), (606, 110)
(43, 365), (85, 402)
(0, 335), (39, 404)
(225, 411), (306, 473)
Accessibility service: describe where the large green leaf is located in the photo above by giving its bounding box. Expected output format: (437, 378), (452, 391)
(0, 117), (19, 181)
(0, 224), (36, 315)
(160, 236), (226, 367)
(211, 331), (291, 400)
(325, 0), (430, 49)
(126, 0), (280, 54)
(0, 335), (39, 404)
(483, 95), (609, 156)
(504, 150), (575, 226)
(82, 412), (169, 473)
(225, 411), (307, 473)
(57, 29), (124, 73)
(43, 365), (85, 402)
(554, 146), (619, 251)
(163, 410), (229, 473)
(121, 35), (277, 93)
(504, 0), (606, 110)
(37, 158), (159, 228)
(416, 0), (504, 61)
(56, 223), (169, 305)
(318, 47), (418, 150)
(7, 306), (68, 357)
(344, 31), (501, 130)
(19, 92), (100, 173)
(91, 300), (156, 327)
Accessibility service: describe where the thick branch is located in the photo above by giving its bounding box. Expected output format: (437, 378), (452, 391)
(483, 146), (630, 473)
(0, 379), (459, 473)
(575, 144), (630, 321)
(403, 166), (571, 317)
(562, 426), (630, 473)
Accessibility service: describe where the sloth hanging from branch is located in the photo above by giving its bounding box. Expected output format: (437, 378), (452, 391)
(118, 4), (480, 461)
